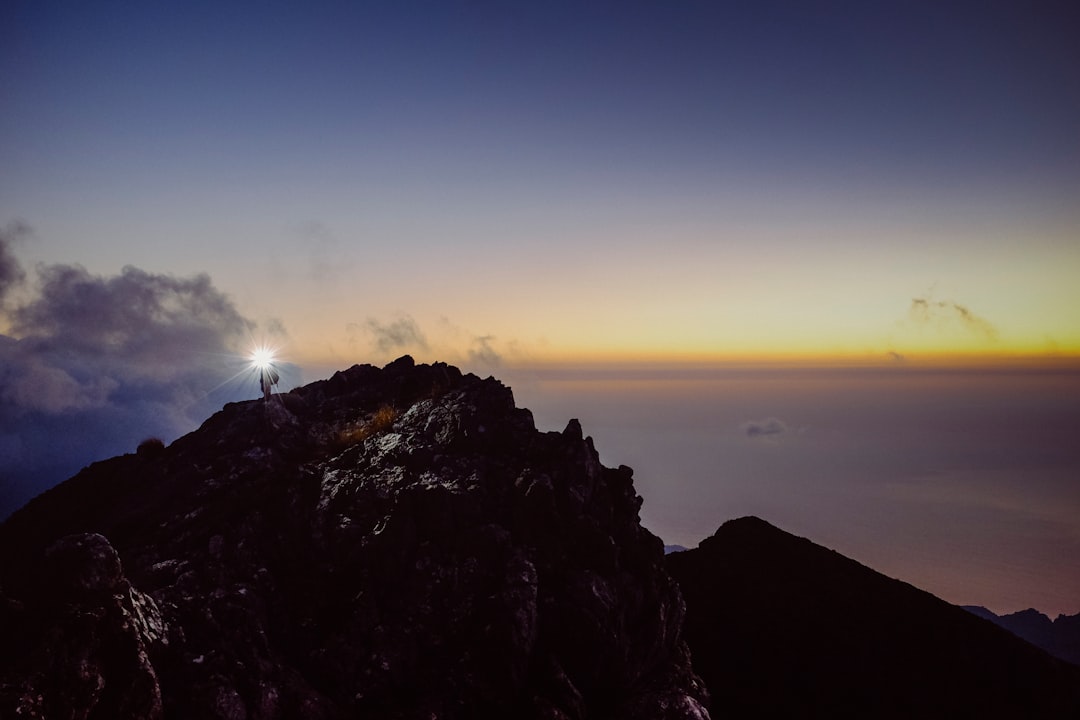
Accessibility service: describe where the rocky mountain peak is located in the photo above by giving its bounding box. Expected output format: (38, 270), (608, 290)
(0, 357), (709, 719)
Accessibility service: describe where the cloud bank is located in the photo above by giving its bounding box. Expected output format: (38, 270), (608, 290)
(0, 229), (282, 517)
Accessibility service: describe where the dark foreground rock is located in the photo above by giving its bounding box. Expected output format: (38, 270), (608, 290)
(667, 517), (1080, 719)
(0, 357), (709, 719)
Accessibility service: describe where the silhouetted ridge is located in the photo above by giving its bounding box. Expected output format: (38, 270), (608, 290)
(667, 517), (1080, 718)
(0, 357), (709, 719)
(963, 606), (1080, 667)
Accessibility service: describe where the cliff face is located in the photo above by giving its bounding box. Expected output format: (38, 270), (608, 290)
(0, 357), (709, 719)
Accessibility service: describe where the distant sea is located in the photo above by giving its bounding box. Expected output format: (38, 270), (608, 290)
(505, 365), (1080, 617)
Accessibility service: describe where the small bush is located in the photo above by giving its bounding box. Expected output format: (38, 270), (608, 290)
(337, 405), (399, 447)
(137, 437), (165, 457)
(369, 404), (398, 433)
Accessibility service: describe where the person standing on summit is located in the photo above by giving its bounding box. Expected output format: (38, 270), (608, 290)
(251, 347), (280, 401)
(259, 363), (280, 401)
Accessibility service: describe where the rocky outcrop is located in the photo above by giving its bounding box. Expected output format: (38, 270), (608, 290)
(0, 357), (709, 719)
(1, 533), (164, 719)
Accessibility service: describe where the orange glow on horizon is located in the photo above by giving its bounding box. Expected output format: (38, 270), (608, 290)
(290, 340), (1080, 375)
(505, 350), (1080, 371)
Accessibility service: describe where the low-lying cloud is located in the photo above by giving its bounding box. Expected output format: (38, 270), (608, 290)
(0, 227), (284, 518)
(742, 417), (788, 438)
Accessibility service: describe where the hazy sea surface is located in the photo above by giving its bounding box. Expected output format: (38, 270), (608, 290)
(504, 366), (1080, 617)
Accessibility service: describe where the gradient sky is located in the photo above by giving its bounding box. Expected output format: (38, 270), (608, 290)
(3, 0), (1079, 365)
(2, 2), (1079, 613)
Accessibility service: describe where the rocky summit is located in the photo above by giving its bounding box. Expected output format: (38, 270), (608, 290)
(0, 357), (709, 719)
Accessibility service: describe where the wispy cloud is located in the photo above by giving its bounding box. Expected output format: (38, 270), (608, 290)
(0, 221), (30, 306)
(468, 335), (502, 368)
(291, 220), (344, 284)
(741, 417), (788, 439)
(359, 316), (429, 354)
(909, 295), (998, 341)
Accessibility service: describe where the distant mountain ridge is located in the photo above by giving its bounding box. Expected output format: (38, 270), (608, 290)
(964, 606), (1080, 667)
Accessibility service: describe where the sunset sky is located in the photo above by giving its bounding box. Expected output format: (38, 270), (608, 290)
(2, 2), (1078, 614)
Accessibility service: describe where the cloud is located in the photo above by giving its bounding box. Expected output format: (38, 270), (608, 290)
(349, 315), (513, 372)
(909, 296), (998, 341)
(468, 335), (502, 368)
(741, 417), (787, 438)
(0, 232), (281, 517)
(360, 316), (429, 354)
(0, 221), (30, 305)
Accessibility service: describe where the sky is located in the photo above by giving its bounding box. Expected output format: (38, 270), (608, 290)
(1, 1), (1078, 614)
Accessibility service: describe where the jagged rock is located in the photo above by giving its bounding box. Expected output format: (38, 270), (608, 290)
(0, 533), (164, 719)
(0, 357), (709, 719)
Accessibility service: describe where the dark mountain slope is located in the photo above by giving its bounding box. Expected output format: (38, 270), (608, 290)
(0, 357), (709, 720)
(666, 516), (1080, 718)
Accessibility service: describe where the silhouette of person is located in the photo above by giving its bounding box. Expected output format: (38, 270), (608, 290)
(260, 365), (280, 401)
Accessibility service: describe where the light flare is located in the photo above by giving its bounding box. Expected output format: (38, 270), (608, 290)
(249, 346), (277, 371)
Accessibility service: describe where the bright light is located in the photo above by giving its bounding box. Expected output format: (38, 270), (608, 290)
(250, 346), (276, 370)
